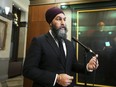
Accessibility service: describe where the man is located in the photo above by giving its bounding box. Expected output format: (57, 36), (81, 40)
(23, 7), (99, 87)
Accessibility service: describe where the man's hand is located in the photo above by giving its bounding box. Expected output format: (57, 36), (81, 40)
(87, 54), (99, 71)
(57, 74), (74, 86)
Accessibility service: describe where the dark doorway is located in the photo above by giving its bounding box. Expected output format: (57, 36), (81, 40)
(8, 5), (22, 78)
(10, 5), (21, 61)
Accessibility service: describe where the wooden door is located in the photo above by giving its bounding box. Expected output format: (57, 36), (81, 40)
(23, 4), (57, 87)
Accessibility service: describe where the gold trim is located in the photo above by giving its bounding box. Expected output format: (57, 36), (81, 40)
(78, 8), (116, 13)
(30, 0), (111, 5)
(76, 81), (114, 87)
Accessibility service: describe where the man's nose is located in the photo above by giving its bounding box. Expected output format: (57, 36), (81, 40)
(61, 19), (65, 25)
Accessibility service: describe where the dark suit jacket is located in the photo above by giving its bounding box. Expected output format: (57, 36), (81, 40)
(23, 32), (86, 87)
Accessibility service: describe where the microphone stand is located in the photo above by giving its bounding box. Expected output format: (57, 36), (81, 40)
(84, 51), (87, 87)
(72, 37), (96, 87)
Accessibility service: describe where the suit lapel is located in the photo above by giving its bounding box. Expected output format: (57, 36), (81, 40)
(45, 32), (60, 56)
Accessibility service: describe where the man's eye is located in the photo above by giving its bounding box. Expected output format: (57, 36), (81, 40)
(64, 18), (66, 21)
(56, 18), (61, 20)
(55, 17), (66, 21)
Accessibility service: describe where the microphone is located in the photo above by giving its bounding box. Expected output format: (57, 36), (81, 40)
(72, 36), (96, 56)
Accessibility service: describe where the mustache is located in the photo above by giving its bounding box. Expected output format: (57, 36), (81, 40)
(59, 25), (66, 29)
(59, 26), (67, 32)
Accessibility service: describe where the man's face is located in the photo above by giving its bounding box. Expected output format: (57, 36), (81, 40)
(50, 13), (67, 39)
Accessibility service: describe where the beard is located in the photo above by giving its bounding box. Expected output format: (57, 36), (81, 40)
(51, 24), (67, 40)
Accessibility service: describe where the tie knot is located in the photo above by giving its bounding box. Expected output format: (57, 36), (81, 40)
(57, 37), (63, 42)
(58, 38), (63, 46)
